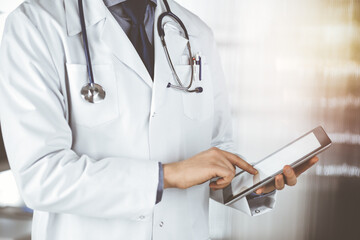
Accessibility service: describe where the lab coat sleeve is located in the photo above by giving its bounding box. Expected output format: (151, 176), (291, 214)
(0, 9), (159, 220)
(206, 31), (276, 216)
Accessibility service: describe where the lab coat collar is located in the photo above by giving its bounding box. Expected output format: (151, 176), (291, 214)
(153, 0), (172, 81)
(101, 7), (154, 87)
(151, 0), (189, 109)
(64, 0), (189, 89)
(65, 0), (107, 36)
(153, 0), (189, 75)
(65, 0), (154, 87)
(101, 0), (189, 90)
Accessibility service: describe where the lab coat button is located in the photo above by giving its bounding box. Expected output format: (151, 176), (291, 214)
(139, 215), (145, 220)
(152, 112), (156, 117)
(255, 209), (260, 214)
(159, 221), (164, 227)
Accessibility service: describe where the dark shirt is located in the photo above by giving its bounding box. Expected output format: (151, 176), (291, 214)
(103, 0), (157, 44)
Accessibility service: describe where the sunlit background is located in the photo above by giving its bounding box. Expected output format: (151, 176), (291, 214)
(1, 0), (359, 239)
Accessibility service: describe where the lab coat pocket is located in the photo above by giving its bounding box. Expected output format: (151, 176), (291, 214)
(175, 64), (214, 121)
(66, 63), (119, 128)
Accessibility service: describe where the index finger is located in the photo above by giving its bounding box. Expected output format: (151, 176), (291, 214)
(221, 151), (258, 175)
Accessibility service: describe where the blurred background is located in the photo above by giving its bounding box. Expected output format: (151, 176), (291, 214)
(0, 0), (359, 239)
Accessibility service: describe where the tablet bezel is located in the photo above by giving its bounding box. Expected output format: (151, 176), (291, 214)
(223, 126), (332, 206)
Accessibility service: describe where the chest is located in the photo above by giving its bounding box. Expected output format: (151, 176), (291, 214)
(49, 13), (215, 160)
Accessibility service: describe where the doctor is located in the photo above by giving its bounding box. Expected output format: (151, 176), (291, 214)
(0, 0), (318, 239)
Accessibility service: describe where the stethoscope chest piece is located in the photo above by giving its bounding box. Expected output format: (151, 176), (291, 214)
(80, 83), (106, 104)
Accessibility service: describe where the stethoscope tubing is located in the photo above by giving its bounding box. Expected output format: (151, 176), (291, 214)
(157, 11), (190, 40)
(78, 0), (95, 86)
(158, 1), (202, 93)
(78, 0), (202, 103)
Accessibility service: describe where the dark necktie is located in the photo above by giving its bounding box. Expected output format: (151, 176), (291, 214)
(122, 0), (154, 79)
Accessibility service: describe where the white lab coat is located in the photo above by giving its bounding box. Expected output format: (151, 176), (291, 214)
(0, 0), (276, 239)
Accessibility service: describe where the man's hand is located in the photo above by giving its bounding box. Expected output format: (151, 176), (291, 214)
(163, 147), (258, 190)
(255, 156), (319, 194)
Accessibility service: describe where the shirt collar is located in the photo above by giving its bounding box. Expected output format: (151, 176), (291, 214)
(103, 0), (157, 8)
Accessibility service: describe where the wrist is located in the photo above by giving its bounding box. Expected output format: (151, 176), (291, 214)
(163, 163), (178, 189)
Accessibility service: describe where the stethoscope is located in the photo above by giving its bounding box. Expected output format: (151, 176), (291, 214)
(78, 0), (203, 104)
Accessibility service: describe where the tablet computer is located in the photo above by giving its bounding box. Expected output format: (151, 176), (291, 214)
(223, 126), (332, 206)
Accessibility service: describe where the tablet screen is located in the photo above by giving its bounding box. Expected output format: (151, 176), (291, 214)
(226, 132), (322, 201)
